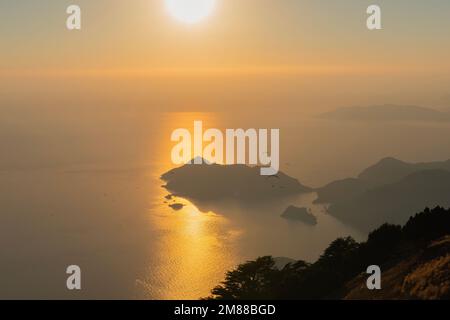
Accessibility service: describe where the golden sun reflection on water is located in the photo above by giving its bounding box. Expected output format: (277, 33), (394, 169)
(141, 112), (242, 299)
(144, 196), (242, 299)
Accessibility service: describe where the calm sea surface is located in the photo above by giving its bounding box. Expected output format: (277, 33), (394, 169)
(3, 110), (450, 299)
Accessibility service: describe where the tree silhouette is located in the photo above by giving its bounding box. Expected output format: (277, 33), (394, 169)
(207, 207), (450, 300)
(210, 256), (278, 300)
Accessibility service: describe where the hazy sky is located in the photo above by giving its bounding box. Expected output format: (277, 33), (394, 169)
(1, 0), (450, 72)
(1, 1), (450, 114)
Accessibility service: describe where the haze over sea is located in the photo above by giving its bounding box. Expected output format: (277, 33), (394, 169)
(3, 103), (450, 299)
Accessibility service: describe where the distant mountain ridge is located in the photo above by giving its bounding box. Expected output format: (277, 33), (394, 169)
(358, 157), (450, 186)
(328, 169), (450, 229)
(316, 157), (450, 230)
(317, 104), (450, 122)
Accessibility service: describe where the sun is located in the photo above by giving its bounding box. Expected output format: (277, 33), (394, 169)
(165, 0), (217, 24)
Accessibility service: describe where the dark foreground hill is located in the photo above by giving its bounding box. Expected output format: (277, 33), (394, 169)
(206, 207), (450, 300)
(343, 235), (450, 299)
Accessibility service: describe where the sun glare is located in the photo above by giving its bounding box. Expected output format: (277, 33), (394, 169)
(164, 0), (216, 24)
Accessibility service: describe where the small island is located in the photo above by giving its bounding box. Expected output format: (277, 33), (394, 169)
(281, 206), (317, 225)
(169, 203), (185, 211)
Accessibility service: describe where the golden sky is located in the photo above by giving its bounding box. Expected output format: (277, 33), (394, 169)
(1, 0), (450, 115)
(1, 0), (450, 74)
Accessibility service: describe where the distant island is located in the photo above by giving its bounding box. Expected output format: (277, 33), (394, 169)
(161, 159), (311, 202)
(281, 206), (317, 225)
(317, 104), (450, 122)
(206, 207), (450, 300)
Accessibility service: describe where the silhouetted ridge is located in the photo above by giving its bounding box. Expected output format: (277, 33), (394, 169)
(328, 169), (450, 230)
(357, 157), (448, 186)
(315, 157), (450, 230)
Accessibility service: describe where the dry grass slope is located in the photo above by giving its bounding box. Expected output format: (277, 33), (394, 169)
(344, 236), (450, 300)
